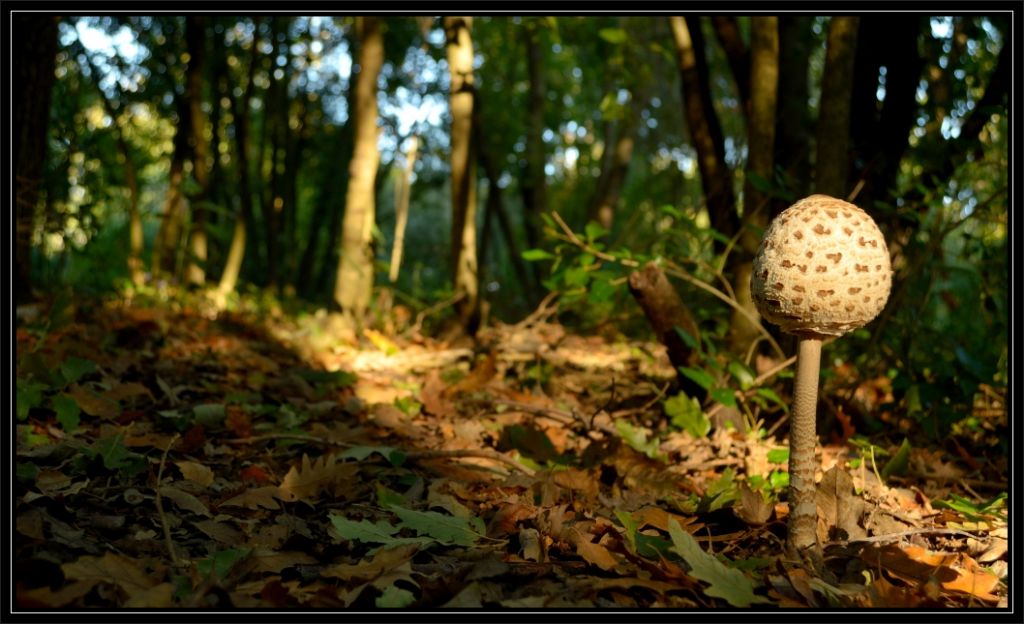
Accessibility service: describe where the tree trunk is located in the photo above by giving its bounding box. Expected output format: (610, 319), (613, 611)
(474, 92), (533, 302)
(153, 93), (193, 279)
(389, 135), (419, 283)
(587, 91), (646, 231)
(670, 16), (738, 245)
(334, 16), (384, 324)
(14, 15), (59, 303)
(445, 16), (480, 333)
(521, 18), (548, 253)
(814, 17), (859, 198)
(772, 16), (813, 214)
(77, 43), (144, 287)
(216, 17), (261, 305)
(710, 16), (751, 116)
(729, 17), (779, 354)
(185, 16), (211, 287)
(847, 17), (926, 208)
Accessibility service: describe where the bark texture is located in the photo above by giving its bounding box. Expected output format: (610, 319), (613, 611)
(14, 15), (59, 303)
(334, 16), (384, 323)
(814, 17), (860, 198)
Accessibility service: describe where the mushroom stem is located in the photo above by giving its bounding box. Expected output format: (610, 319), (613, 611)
(787, 336), (822, 555)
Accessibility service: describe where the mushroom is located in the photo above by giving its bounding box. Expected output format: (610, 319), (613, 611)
(750, 194), (891, 558)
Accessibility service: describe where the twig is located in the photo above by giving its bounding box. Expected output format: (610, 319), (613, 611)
(830, 527), (986, 546)
(705, 354), (798, 422)
(550, 211), (640, 268)
(411, 291), (466, 335)
(225, 433), (354, 447)
(226, 433), (535, 476)
(405, 448), (536, 477)
(155, 433), (181, 567)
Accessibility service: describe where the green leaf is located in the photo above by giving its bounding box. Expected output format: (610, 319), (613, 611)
(667, 519), (770, 607)
(766, 448), (789, 464)
(664, 393), (709, 438)
(17, 380), (48, 421)
(710, 388), (737, 409)
(753, 388), (787, 412)
(564, 266), (590, 287)
(376, 585), (416, 608)
(881, 438), (912, 479)
(598, 27), (628, 44)
(745, 171), (774, 194)
(522, 249), (555, 262)
(588, 278), (617, 303)
(679, 367), (715, 391)
(614, 509), (674, 559)
(340, 445), (407, 467)
(673, 326), (700, 351)
(330, 515), (401, 542)
(192, 403), (225, 426)
(296, 369), (357, 389)
(389, 506), (483, 547)
(584, 221), (608, 242)
(53, 394), (81, 432)
(614, 419), (666, 462)
(59, 357), (97, 386)
(197, 548), (252, 580)
(375, 483), (406, 508)
(932, 492), (1006, 521)
(727, 361), (755, 390)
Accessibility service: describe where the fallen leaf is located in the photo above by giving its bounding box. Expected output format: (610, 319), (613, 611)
(158, 484), (211, 517)
(667, 519), (771, 607)
(220, 486), (281, 510)
(816, 465), (867, 542)
(66, 386), (121, 419)
(175, 461), (214, 487)
(61, 552), (158, 595)
(123, 582), (175, 608)
(572, 533), (619, 571)
(735, 481), (773, 526)
(277, 453), (360, 502)
(322, 543), (420, 582)
(239, 465), (273, 485)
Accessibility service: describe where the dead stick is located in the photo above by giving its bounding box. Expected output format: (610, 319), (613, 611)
(155, 433), (181, 567)
(227, 434), (535, 476)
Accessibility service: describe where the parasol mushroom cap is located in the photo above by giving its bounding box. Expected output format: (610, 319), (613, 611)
(751, 194), (892, 338)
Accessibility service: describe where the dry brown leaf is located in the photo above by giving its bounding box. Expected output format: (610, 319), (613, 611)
(816, 465), (867, 542)
(443, 352), (497, 397)
(193, 519), (244, 545)
(220, 486), (281, 510)
(61, 552), (158, 595)
(632, 506), (703, 534)
(158, 484), (211, 517)
(572, 533), (619, 571)
(67, 386), (121, 419)
(17, 580), (95, 608)
(861, 544), (1002, 602)
(420, 369), (455, 417)
(735, 481), (773, 526)
(322, 543), (420, 582)
(519, 527), (544, 562)
(175, 461), (214, 487)
(104, 381), (154, 403)
(276, 453), (359, 503)
(123, 582), (175, 608)
(248, 549), (318, 575)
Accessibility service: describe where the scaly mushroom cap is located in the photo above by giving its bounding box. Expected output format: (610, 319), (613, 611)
(751, 194), (892, 337)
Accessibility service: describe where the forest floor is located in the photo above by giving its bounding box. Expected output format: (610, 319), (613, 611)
(13, 292), (1009, 610)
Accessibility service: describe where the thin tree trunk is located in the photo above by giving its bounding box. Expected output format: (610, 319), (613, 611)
(216, 17), (261, 305)
(14, 16), (59, 303)
(389, 135), (419, 283)
(77, 44), (144, 287)
(670, 16), (738, 245)
(445, 16), (480, 332)
(334, 16), (384, 323)
(185, 16), (211, 287)
(587, 91), (646, 231)
(521, 18), (548, 254)
(730, 17), (779, 353)
(814, 17), (859, 197)
(153, 93), (192, 279)
(710, 16), (751, 116)
(772, 15), (813, 215)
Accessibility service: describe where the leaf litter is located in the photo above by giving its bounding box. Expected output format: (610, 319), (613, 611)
(13, 296), (1008, 609)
